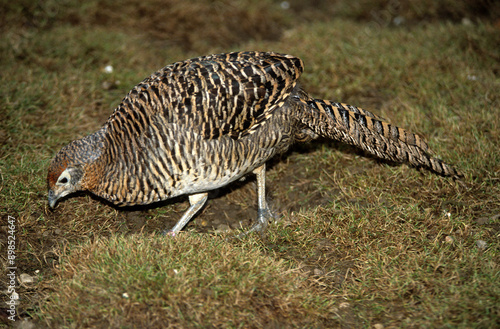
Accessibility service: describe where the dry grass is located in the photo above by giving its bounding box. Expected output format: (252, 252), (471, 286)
(1, 1), (499, 328)
(40, 233), (339, 328)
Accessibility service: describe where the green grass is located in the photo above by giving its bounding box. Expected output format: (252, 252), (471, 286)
(1, 1), (499, 328)
(39, 233), (338, 328)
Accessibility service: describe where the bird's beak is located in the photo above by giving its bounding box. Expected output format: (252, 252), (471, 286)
(48, 190), (58, 208)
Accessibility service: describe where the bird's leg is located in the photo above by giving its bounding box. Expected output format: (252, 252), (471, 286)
(238, 164), (272, 236)
(166, 192), (208, 235)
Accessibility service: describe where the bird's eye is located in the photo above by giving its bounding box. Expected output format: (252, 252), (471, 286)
(56, 170), (71, 186)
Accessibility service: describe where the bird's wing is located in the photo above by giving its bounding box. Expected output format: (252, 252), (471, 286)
(110, 51), (303, 139)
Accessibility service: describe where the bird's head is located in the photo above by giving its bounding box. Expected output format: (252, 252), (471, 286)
(47, 133), (105, 208)
(47, 147), (85, 208)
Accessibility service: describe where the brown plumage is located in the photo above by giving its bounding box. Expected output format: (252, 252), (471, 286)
(47, 51), (463, 234)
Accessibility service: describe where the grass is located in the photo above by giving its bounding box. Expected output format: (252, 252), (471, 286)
(39, 234), (339, 328)
(1, 1), (499, 328)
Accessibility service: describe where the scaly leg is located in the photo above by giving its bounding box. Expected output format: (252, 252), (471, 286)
(239, 164), (272, 236)
(167, 192), (208, 235)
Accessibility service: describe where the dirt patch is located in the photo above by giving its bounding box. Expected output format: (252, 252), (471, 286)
(0, 0), (289, 52)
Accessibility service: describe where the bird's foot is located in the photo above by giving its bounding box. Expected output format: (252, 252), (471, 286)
(161, 230), (177, 237)
(235, 208), (272, 238)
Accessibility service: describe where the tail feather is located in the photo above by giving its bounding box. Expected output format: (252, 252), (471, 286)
(295, 97), (463, 180)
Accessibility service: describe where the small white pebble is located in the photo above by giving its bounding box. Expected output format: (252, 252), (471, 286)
(122, 292), (129, 298)
(104, 65), (113, 73)
(476, 240), (487, 249)
(393, 16), (404, 26)
(313, 268), (324, 276)
(280, 1), (290, 9)
(445, 236), (454, 244)
(173, 269), (179, 275)
(446, 212), (451, 218)
(216, 224), (231, 233)
(35, 269), (40, 274)
(19, 273), (34, 284)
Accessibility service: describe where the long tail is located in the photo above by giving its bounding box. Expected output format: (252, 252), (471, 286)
(295, 97), (463, 180)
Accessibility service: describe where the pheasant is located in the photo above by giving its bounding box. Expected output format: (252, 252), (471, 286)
(47, 51), (463, 234)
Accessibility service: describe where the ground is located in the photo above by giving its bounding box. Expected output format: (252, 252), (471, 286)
(1, 1), (499, 328)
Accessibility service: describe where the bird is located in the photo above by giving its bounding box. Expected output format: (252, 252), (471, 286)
(47, 51), (463, 234)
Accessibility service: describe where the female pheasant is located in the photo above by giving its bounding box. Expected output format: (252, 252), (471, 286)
(47, 51), (462, 234)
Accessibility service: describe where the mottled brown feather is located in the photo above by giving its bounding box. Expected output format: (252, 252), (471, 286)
(48, 51), (463, 210)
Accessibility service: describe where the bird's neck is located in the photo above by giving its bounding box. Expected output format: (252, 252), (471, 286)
(78, 129), (108, 191)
